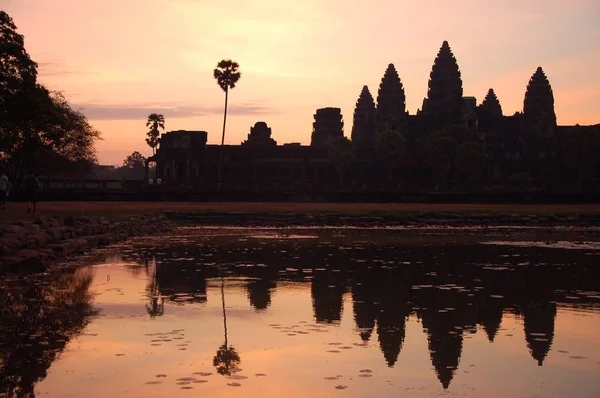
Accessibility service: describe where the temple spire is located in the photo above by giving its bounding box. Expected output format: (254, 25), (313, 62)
(480, 88), (503, 118)
(351, 85), (376, 147)
(375, 63), (406, 133)
(523, 66), (556, 128)
(423, 41), (463, 123)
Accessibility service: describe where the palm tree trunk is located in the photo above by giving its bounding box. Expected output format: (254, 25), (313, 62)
(217, 87), (229, 191)
(221, 276), (228, 347)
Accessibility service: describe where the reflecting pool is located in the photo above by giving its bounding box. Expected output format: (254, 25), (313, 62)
(2, 227), (600, 397)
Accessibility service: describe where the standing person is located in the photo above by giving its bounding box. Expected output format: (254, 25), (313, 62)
(0, 168), (9, 210)
(25, 171), (40, 214)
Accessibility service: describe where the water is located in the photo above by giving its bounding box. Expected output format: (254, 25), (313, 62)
(2, 227), (600, 397)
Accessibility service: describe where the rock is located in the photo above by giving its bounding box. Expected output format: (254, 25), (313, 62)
(0, 214), (170, 276)
(85, 236), (100, 248)
(46, 227), (64, 241)
(46, 242), (72, 255)
(19, 256), (46, 274)
(1, 225), (25, 237)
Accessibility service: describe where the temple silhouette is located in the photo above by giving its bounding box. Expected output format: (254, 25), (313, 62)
(149, 41), (592, 191)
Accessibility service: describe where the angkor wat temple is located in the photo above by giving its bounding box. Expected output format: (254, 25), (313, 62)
(151, 41), (595, 192)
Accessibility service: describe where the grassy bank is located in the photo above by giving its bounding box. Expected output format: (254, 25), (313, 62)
(1, 201), (599, 224)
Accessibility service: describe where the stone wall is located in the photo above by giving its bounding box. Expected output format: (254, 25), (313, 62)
(0, 214), (171, 275)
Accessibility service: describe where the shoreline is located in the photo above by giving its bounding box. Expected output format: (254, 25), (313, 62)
(164, 210), (600, 228)
(0, 213), (171, 278)
(1, 201), (600, 224)
(2, 208), (599, 279)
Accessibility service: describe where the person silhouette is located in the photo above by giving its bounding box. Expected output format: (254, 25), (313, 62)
(0, 167), (9, 210)
(25, 171), (40, 214)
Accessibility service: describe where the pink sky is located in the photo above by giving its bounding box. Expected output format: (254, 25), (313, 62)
(3, 0), (599, 165)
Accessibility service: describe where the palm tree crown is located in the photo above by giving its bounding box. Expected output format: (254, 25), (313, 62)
(213, 60), (241, 92)
(146, 113), (165, 130)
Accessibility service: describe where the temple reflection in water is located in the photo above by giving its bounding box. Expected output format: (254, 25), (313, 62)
(118, 229), (599, 390)
(1, 229), (598, 396)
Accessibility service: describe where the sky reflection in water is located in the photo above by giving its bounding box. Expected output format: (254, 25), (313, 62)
(2, 227), (600, 397)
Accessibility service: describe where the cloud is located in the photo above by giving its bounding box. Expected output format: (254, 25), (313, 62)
(37, 61), (77, 77)
(75, 102), (280, 120)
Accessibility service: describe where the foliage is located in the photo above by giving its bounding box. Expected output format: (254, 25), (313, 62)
(428, 124), (472, 145)
(145, 113), (164, 155)
(0, 11), (37, 104)
(560, 125), (600, 188)
(375, 130), (406, 181)
(328, 136), (356, 188)
(455, 142), (486, 187)
(213, 60), (241, 93)
(426, 136), (458, 182)
(508, 172), (532, 190)
(123, 151), (146, 169)
(0, 11), (100, 183)
(213, 344), (241, 376)
(88, 161), (152, 180)
(0, 84), (101, 183)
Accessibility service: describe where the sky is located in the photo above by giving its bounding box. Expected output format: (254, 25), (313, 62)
(2, 0), (599, 165)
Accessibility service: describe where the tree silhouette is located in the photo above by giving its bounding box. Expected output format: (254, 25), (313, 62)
(123, 151), (146, 169)
(145, 113), (164, 155)
(375, 130), (406, 182)
(0, 11), (37, 102)
(426, 136), (458, 185)
(560, 125), (600, 191)
(328, 136), (356, 188)
(213, 60), (241, 190)
(455, 142), (486, 188)
(0, 11), (100, 184)
(213, 276), (241, 375)
(507, 172), (532, 190)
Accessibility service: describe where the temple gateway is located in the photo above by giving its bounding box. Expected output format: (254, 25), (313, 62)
(150, 41), (594, 192)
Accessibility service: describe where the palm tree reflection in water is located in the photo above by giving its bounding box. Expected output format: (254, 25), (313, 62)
(213, 275), (241, 375)
(145, 257), (164, 317)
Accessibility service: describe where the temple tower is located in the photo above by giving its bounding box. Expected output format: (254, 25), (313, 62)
(242, 121), (277, 146)
(351, 85), (376, 147)
(375, 64), (406, 133)
(422, 41), (464, 124)
(477, 88), (503, 131)
(523, 67), (557, 133)
(479, 88), (503, 118)
(311, 107), (344, 148)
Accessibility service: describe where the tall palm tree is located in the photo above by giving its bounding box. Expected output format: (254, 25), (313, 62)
(146, 113), (165, 155)
(213, 60), (241, 190)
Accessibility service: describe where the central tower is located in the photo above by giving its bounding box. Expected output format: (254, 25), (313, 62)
(422, 41), (464, 124)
